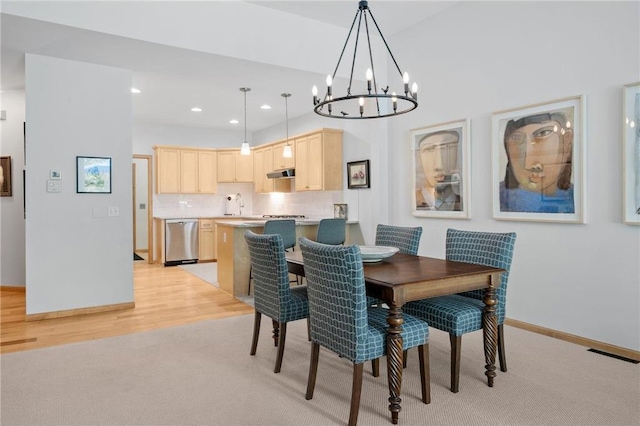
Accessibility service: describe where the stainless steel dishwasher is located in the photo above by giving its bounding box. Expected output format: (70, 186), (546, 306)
(165, 219), (199, 266)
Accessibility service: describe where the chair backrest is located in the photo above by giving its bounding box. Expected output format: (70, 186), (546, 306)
(245, 230), (294, 321)
(299, 237), (369, 364)
(445, 228), (516, 323)
(375, 224), (423, 255)
(316, 218), (346, 245)
(263, 219), (296, 251)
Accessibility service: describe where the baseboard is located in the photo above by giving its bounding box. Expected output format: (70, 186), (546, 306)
(25, 302), (135, 321)
(505, 318), (640, 362)
(0, 286), (26, 292)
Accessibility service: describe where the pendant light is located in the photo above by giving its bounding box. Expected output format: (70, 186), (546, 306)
(281, 93), (293, 158)
(240, 87), (251, 155)
(311, 0), (418, 119)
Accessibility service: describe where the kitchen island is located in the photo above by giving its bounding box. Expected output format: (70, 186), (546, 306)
(216, 219), (364, 297)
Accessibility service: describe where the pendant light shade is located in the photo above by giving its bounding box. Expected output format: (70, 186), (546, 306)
(240, 87), (251, 155)
(282, 93), (293, 158)
(311, 0), (418, 119)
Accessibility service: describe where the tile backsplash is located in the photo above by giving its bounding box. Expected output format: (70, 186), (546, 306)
(153, 183), (349, 219)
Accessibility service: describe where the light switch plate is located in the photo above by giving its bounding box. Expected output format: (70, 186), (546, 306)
(108, 206), (120, 217)
(46, 180), (61, 193)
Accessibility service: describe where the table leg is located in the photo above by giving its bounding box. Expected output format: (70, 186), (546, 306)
(386, 304), (404, 424)
(482, 273), (499, 387)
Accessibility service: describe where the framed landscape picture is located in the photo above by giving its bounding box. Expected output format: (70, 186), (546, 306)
(410, 119), (470, 219)
(76, 156), (112, 194)
(623, 82), (640, 225)
(491, 95), (586, 223)
(0, 156), (12, 197)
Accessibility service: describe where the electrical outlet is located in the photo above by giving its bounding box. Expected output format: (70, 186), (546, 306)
(108, 206), (120, 217)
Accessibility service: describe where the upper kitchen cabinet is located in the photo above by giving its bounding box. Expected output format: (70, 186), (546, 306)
(217, 149), (254, 183)
(273, 142), (295, 170)
(255, 145), (292, 193)
(253, 146), (274, 193)
(154, 146), (217, 194)
(295, 129), (343, 191)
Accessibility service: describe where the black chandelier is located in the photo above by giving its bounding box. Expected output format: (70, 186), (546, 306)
(312, 0), (418, 119)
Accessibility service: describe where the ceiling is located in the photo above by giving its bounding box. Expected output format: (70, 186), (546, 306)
(1, 1), (455, 133)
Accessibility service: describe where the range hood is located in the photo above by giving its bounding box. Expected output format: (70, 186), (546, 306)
(267, 168), (295, 179)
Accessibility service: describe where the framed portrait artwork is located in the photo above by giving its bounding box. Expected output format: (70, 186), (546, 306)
(410, 119), (471, 219)
(623, 82), (640, 225)
(76, 156), (112, 194)
(492, 96), (586, 223)
(0, 156), (12, 197)
(347, 160), (370, 189)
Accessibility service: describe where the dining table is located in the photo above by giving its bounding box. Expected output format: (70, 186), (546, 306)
(286, 249), (505, 425)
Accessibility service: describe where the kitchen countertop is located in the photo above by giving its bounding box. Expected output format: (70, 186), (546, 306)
(216, 218), (358, 227)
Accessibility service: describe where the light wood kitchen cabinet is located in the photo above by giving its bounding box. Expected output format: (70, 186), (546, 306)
(217, 149), (254, 183)
(273, 141), (295, 170)
(253, 146), (273, 193)
(295, 129), (343, 191)
(155, 147), (181, 193)
(154, 146), (217, 194)
(198, 218), (216, 261)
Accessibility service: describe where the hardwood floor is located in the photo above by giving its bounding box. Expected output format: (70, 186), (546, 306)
(0, 261), (254, 354)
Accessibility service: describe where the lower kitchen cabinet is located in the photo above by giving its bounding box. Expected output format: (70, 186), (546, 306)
(199, 218), (216, 261)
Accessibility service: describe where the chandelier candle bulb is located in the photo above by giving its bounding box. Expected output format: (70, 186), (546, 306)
(392, 92), (398, 112)
(412, 82), (418, 101)
(403, 72), (410, 94)
(359, 97), (364, 116)
(312, 85), (318, 105)
(326, 75), (333, 98)
(366, 68), (373, 93)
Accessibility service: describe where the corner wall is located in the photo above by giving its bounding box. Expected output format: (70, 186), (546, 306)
(386, 1), (640, 351)
(25, 54), (133, 315)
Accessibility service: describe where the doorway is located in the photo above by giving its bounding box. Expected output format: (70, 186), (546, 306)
(133, 155), (153, 264)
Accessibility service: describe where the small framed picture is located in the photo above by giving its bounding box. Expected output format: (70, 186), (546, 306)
(76, 156), (112, 194)
(623, 82), (640, 225)
(0, 156), (12, 197)
(334, 203), (348, 219)
(347, 160), (370, 189)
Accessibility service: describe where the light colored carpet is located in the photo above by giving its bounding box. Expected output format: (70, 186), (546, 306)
(1, 317), (638, 426)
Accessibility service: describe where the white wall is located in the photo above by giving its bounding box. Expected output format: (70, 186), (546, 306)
(25, 54), (133, 315)
(0, 89), (26, 285)
(1, 1), (638, 351)
(384, 1), (640, 351)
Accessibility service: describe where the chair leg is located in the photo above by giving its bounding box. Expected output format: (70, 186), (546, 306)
(418, 344), (431, 404)
(250, 311), (261, 356)
(450, 334), (461, 393)
(274, 322), (287, 373)
(498, 324), (507, 372)
(348, 363), (364, 426)
(306, 342), (320, 400)
(307, 317), (311, 341)
(371, 358), (379, 377)
(403, 349), (408, 368)
(248, 266), (252, 295)
(272, 319), (279, 347)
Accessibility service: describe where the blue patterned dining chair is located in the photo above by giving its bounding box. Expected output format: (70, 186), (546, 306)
(316, 218), (346, 245)
(248, 219), (297, 295)
(299, 237), (430, 426)
(403, 228), (516, 393)
(375, 224), (423, 255)
(245, 230), (308, 374)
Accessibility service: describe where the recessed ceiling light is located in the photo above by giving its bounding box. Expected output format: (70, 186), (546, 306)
(229, 119), (239, 124)
(191, 107), (202, 112)
(260, 104), (271, 110)
(131, 88), (141, 94)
